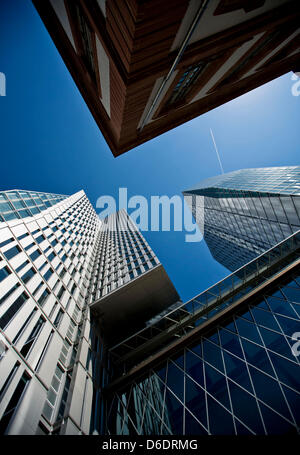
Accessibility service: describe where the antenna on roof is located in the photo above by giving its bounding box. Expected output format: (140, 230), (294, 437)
(210, 128), (224, 174)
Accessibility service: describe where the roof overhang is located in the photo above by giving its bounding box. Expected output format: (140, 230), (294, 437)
(90, 265), (180, 343)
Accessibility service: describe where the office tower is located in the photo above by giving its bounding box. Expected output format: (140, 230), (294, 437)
(0, 189), (179, 435)
(33, 0), (300, 156)
(105, 230), (300, 435)
(1, 186), (300, 436)
(183, 166), (300, 273)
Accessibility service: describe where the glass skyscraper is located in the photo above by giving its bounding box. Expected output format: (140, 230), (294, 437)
(183, 167), (300, 273)
(1, 181), (300, 435)
(105, 232), (300, 435)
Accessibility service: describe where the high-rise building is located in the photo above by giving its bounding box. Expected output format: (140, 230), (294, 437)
(183, 167), (300, 273)
(105, 230), (300, 435)
(0, 189), (179, 435)
(1, 187), (300, 435)
(32, 0), (300, 156)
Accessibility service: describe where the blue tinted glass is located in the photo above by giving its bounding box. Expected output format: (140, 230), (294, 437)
(241, 338), (274, 376)
(282, 384), (300, 424)
(219, 328), (244, 358)
(185, 349), (204, 387)
(184, 410), (207, 435)
(266, 296), (299, 319)
(268, 351), (300, 390)
(281, 285), (300, 303)
(251, 307), (281, 331)
(223, 350), (253, 391)
(166, 361), (184, 402)
(276, 314), (300, 333)
(204, 362), (230, 409)
(259, 326), (296, 361)
(249, 366), (291, 419)
(259, 402), (296, 434)
(3, 212), (19, 221)
(235, 317), (262, 344)
(185, 376), (207, 428)
(164, 389), (183, 435)
(202, 339), (224, 371)
(207, 395), (235, 434)
(228, 380), (264, 434)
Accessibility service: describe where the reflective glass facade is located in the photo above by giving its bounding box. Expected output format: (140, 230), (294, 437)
(183, 167), (300, 272)
(0, 190), (68, 223)
(105, 233), (300, 435)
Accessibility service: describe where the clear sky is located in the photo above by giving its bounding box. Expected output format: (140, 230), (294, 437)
(0, 0), (299, 302)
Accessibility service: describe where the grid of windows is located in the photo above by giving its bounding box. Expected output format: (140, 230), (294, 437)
(106, 272), (300, 435)
(184, 167), (300, 272)
(0, 190), (67, 222)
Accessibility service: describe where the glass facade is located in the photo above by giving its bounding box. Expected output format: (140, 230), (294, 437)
(89, 210), (159, 301)
(0, 190), (68, 223)
(1, 181), (300, 436)
(105, 233), (300, 435)
(183, 167), (300, 272)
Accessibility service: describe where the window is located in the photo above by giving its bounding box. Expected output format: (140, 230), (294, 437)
(20, 316), (46, 358)
(17, 233), (29, 241)
(3, 245), (21, 261)
(0, 238), (13, 248)
(38, 288), (50, 307)
(0, 362), (20, 401)
(21, 267), (36, 284)
(0, 291), (29, 329)
(24, 242), (35, 251)
(42, 365), (64, 423)
(47, 252), (56, 262)
(13, 308), (38, 344)
(29, 249), (42, 262)
(0, 283), (21, 306)
(0, 372), (30, 434)
(69, 2), (98, 85)
(53, 309), (64, 328)
(57, 286), (65, 300)
(43, 267), (54, 281)
(35, 234), (45, 244)
(15, 260), (29, 273)
(0, 266), (11, 283)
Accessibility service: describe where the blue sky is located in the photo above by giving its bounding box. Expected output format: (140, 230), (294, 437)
(0, 0), (299, 301)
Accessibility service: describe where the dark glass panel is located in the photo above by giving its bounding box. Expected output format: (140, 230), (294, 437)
(281, 285), (300, 303)
(204, 363), (230, 410)
(166, 361), (184, 403)
(259, 402), (296, 435)
(219, 328), (244, 358)
(241, 338), (274, 376)
(228, 380), (264, 434)
(184, 409), (208, 435)
(266, 296), (299, 319)
(249, 366), (292, 420)
(282, 384), (300, 424)
(164, 389), (184, 435)
(185, 349), (204, 387)
(202, 338), (224, 372)
(235, 317), (262, 344)
(268, 351), (300, 390)
(223, 351), (253, 391)
(207, 395), (235, 434)
(276, 314), (300, 334)
(185, 376), (207, 429)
